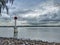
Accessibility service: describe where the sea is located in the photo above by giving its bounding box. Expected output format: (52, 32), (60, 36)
(0, 27), (60, 43)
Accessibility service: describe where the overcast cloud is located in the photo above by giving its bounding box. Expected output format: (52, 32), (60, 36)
(0, 0), (60, 26)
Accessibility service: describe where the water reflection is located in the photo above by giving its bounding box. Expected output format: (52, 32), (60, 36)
(0, 27), (60, 42)
(18, 27), (60, 42)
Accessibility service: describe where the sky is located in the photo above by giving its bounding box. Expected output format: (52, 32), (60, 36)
(0, 0), (60, 26)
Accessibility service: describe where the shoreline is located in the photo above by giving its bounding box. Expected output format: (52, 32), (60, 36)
(0, 37), (60, 45)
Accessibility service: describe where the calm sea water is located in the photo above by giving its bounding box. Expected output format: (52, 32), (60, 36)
(0, 27), (60, 42)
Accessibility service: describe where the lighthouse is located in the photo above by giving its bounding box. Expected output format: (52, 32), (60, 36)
(14, 16), (18, 38)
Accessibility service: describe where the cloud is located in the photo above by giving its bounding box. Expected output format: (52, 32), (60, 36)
(54, 0), (60, 7)
(0, 0), (60, 26)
